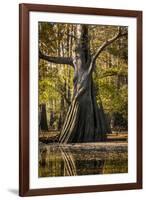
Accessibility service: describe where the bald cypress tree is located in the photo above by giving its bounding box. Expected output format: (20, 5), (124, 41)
(39, 24), (127, 143)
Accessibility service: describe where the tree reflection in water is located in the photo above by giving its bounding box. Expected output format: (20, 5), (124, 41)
(39, 145), (127, 177)
(39, 145), (79, 177)
(39, 143), (128, 177)
(60, 146), (77, 176)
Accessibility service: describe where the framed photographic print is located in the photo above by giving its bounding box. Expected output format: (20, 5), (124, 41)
(19, 3), (142, 196)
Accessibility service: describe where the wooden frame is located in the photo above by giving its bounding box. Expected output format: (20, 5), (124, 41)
(19, 3), (142, 197)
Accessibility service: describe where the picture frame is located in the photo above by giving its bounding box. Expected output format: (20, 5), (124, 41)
(19, 3), (142, 197)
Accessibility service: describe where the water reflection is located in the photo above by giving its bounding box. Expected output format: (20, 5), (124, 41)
(39, 143), (128, 177)
(60, 146), (77, 176)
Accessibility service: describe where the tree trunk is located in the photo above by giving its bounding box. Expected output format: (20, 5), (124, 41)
(59, 25), (110, 143)
(39, 103), (48, 131)
(49, 110), (54, 127)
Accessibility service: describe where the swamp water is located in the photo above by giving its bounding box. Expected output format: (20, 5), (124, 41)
(39, 142), (128, 177)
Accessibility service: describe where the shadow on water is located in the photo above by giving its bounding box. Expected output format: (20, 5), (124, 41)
(39, 143), (128, 177)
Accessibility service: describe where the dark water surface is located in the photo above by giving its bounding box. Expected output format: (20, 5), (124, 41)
(39, 142), (128, 177)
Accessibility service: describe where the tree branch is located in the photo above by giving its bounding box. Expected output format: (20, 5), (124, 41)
(39, 50), (74, 66)
(91, 28), (128, 69)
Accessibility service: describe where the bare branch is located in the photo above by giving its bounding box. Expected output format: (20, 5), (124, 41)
(91, 29), (128, 70)
(39, 50), (74, 66)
